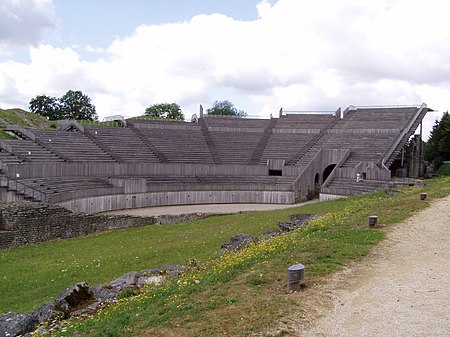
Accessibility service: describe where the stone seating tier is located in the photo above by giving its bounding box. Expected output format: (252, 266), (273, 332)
(320, 133), (395, 167)
(276, 114), (336, 129)
(259, 133), (316, 164)
(32, 130), (116, 162)
(1, 140), (64, 163)
(203, 117), (271, 129)
(20, 177), (117, 196)
(137, 128), (214, 164)
(336, 107), (417, 130)
(0, 149), (22, 165)
(85, 126), (160, 163)
(322, 177), (387, 195)
(209, 131), (263, 164)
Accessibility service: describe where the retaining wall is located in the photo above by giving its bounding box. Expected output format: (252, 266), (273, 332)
(0, 202), (213, 249)
(58, 190), (295, 214)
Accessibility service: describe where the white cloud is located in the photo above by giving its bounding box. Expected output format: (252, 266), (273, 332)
(0, 0), (55, 54)
(0, 0), (449, 138)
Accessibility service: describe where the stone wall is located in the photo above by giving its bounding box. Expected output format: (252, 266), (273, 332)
(0, 202), (212, 250)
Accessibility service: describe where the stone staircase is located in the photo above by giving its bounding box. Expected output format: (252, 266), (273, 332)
(383, 105), (429, 168)
(128, 125), (167, 163)
(248, 118), (278, 165)
(321, 177), (387, 196)
(287, 117), (340, 166)
(198, 118), (221, 164)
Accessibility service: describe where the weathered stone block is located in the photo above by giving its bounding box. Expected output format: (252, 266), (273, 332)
(31, 301), (63, 324)
(90, 284), (118, 302)
(0, 312), (36, 337)
(54, 282), (94, 314)
(221, 234), (259, 251)
(278, 221), (295, 231)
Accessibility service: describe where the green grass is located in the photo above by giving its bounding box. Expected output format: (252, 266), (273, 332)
(0, 129), (16, 139)
(0, 211), (285, 312)
(1, 176), (449, 337)
(437, 162), (450, 175)
(0, 108), (51, 130)
(130, 115), (180, 122)
(77, 120), (121, 127)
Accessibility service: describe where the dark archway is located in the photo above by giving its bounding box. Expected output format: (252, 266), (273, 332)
(409, 144), (418, 178)
(314, 173), (320, 197)
(323, 164), (337, 183)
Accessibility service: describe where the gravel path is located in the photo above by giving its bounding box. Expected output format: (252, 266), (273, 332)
(293, 195), (450, 337)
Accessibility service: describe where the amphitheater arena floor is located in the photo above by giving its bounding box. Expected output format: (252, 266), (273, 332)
(103, 200), (318, 217)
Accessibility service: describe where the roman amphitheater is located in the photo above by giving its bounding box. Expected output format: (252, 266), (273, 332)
(0, 104), (429, 214)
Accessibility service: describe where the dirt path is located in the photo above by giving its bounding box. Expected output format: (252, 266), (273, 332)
(287, 195), (450, 337)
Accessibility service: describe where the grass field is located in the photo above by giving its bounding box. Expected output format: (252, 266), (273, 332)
(1, 176), (449, 336)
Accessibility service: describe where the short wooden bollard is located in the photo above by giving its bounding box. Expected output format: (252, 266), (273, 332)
(288, 264), (305, 292)
(420, 193), (427, 200)
(368, 215), (378, 228)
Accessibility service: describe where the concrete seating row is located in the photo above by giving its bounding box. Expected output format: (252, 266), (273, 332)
(276, 114), (337, 129)
(320, 133), (396, 168)
(0, 149), (22, 165)
(32, 130), (116, 162)
(136, 128), (214, 164)
(321, 177), (387, 195)
(203, 117), (271, 129)
(336, 107), (417, 130)
(85, 126), (161, 163)
(20, 176), (119, 199)
(142, 174), (291, 192)
(209, 131), (263, 164)
(1, 139), (64, 163)
(259, 133), (315, 164)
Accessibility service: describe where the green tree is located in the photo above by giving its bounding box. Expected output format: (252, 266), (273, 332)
(29, 94), (61, 120)
(144, 103), (184, 121)
(425, 111), (450, 169)
(206, 100), (247, 117)
(59, 90), (97, 121)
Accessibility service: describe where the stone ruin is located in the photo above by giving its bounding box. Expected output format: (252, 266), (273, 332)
(0, 264), (184, 337)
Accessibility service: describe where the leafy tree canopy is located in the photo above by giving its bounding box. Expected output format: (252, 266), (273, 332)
(206, 100), (247, 117)
(144, 103), (184, 121)
(424, 111), (450, 169)
(59, 90), (97, 121)
(29, 90), (97, 121)
(28, 95), (61, 120)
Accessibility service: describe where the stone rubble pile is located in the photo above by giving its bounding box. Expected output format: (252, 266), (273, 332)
(0, 264), (182, 337)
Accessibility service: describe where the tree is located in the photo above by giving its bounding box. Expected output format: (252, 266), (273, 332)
(29, 95), (61, 120)
(144, 103), (184, 121)
(59, 90), (97, 121)
(206, 100), (247, 117)
(29, 90), (97, 121)
(425, 111), (450, 169)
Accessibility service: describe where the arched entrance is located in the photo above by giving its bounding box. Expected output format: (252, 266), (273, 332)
(323, 164), (337, 183)
(314, 173), (320, 197)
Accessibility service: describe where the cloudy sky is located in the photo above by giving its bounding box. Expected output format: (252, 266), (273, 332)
(1, 0), (449, 138)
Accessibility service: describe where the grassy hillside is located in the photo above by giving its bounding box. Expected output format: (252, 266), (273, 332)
(437, 162), (450, 175)
(1, 176), (449, 336)
(0, 108), (51, 139)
